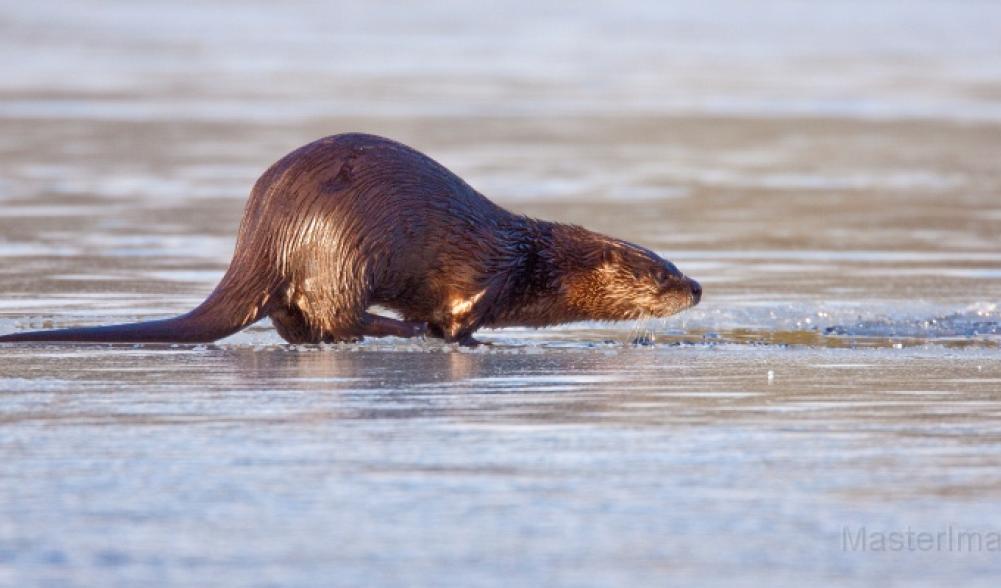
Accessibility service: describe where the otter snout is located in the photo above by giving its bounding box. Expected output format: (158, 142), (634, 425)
(687, 277), (702, 306)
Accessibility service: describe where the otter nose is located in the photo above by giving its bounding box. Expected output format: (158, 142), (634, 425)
(688, 278), (702, 305)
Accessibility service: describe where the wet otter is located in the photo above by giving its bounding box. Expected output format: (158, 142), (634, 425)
(0, 133), (701, 346)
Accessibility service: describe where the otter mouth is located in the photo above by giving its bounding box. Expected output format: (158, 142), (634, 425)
(646, 276), (701, 318)
(661, 276), (701, 313)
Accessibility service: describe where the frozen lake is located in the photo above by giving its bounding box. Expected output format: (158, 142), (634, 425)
(1, 0), (1000, 586)
(2, 344), (1001, 587)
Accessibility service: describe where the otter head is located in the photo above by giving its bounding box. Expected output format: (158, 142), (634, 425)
(564, 241), (701, 321)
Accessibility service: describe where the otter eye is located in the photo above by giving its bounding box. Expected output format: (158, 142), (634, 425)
(654, 269), (670, 283)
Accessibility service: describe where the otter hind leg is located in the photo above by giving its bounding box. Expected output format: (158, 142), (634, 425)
(270, 306), (367, 344)
(269, 305), (322, 344)
(360, 313), (427, 339)
(270, 306), (373, 344)
(269, 272), (373, 343)
(270, 307), (426, 344)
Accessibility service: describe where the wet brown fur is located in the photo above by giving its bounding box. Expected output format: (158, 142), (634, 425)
(0, 133), (701, 346)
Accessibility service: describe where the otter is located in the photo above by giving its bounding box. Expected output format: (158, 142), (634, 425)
(0, 133), (700, 346)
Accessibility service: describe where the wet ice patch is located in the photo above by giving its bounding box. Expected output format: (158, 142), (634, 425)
(823, 305), (1001, 339)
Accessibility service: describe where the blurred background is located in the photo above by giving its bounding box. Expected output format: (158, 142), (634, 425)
(1, 0), (1000, 342)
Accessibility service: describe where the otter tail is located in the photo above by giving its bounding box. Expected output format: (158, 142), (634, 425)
(0, 264), (277, 344)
